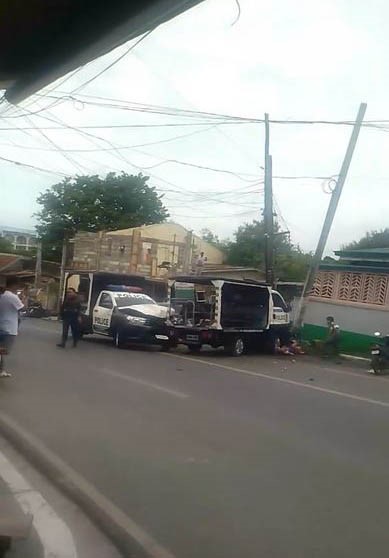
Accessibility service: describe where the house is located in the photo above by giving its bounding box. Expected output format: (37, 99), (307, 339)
(0, 254), (24, 286)
(303, 248), (389, 353)
(70, 222), (225, 278)
(0, 253), (60, 311)
(0, 225), (37, 252)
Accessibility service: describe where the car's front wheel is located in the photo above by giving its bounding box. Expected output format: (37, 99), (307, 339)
(114, 330), (127, 349)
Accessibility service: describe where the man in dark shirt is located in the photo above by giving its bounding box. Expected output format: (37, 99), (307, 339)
(323, 315), (340, 357)
(57, 288), (81, 348)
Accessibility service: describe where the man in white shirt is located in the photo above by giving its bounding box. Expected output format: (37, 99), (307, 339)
(0, 279), (24, 377)
(195, 252), (207, 274)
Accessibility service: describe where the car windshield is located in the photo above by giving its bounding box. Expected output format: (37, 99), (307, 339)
(113, 293), (156, 307)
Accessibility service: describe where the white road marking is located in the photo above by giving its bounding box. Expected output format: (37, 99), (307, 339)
(0, 412), (177, 558)
(102, 368), (189, 399)
(163, 354), (389, 409)
(0, 449), (77, 558)
(320, 365), (388, 381)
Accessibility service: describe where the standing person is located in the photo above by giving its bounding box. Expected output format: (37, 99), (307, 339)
(195, 252), (207, 274)
(323, 316), (340, 357)
(57, 288), (81, 348)
(0, 279), (25, 378)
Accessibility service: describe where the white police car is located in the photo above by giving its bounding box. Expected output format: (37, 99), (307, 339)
(85, 288), (171, 349)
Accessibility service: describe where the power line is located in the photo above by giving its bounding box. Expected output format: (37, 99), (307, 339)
(0, 121), (245, 130)
(22, 112), (89, 175)
(37, 91), (389, 132)
(23, 107), (251, 201)
(0, 125), (218, 153)
(33, 91), (257, 123)
(0, 154), (68, 177)
(170, 209), (259, 219)
(70, 30), (155, 96)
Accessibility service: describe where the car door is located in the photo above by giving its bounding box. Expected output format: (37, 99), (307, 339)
(271, 292), (290, 325)
(93, 292), (114, 335)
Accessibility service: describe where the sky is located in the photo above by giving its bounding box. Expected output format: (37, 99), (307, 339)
(0, 0), (388, 255)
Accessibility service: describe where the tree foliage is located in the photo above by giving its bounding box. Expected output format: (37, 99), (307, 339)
(36, 172), (169, 260)
(0, 237), (13, 253)
(200, 228), (220, 246)
(223, 220), (311, 281)
(342, 228), (389, 250)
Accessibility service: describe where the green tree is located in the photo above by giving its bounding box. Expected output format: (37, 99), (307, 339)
(36, 172), (169, 261)
(225, 220), (311, 281)
(0, 237), (13, 253)
(201, 228), (220, 246)
(342, 228), (389, 250)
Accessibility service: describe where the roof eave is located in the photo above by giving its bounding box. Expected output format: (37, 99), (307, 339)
(5, 0), (203, 104)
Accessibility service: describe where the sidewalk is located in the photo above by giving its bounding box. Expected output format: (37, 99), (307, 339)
(0, 477), (42, 558)
(0, 433), (122, 558)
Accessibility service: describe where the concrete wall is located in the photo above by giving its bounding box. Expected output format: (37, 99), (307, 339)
(71, 223), (225, 276)
(108, 223), (224, 265)
(305, 299), (389, 336)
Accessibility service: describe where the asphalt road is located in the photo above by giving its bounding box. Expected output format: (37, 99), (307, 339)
(2, 319), (389, 558)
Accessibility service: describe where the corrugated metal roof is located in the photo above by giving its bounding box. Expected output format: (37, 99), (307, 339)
(335, 247), (389, 260)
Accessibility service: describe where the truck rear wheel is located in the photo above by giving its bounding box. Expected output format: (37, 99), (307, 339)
(188, 345), (201, 353)
(227, 336), (245, 357)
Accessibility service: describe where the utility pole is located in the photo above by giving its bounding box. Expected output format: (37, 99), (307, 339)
(57, 237), (68, 315)
(34, 240), (42, 289)
(294, 102), (367, 330)
(264, 113), (274, 286)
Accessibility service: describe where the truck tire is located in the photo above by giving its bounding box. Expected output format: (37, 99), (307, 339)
(188, 345), (201, 353)
(227, 336), (245, 357)
(114, 330), (127, 349)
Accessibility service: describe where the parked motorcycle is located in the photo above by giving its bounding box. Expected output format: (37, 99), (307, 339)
(25, 302), (48, 319)
(370, 332), (389, 374)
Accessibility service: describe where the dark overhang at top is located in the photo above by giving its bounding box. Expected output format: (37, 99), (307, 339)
(334, 247), (389, 262)
(0, 0), (204, 104)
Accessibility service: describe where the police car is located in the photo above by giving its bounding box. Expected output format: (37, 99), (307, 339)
(86, 286), (171, 349)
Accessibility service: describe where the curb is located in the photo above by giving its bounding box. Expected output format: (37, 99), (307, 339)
(340, 353), (369, 363)
(0, 412), (175, 558)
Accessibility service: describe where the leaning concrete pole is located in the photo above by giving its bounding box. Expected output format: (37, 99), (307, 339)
(294, 102), (367, 331)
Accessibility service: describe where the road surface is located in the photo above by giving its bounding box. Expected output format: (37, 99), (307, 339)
(1, 319), (389, 558)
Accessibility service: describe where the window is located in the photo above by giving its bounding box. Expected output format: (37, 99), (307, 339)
(311, 271), (336, 299)
(272, 293), (288, 311)
(113, 293), (155, 307)
(339, 272), (388, 305)
(99, 293), (113, 309)
(16, 235), (27, 245)
(106, 238), (112, 256)
(312, 271), (389, 306)
(361, 274), (388, 305)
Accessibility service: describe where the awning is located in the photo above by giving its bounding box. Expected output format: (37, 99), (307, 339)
(0, 0), (204, 104)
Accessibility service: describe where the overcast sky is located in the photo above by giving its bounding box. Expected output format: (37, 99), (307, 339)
(1, 0), (388, 254)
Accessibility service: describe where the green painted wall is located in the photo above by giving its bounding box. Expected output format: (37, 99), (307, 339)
(302, 323), (375, 356)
